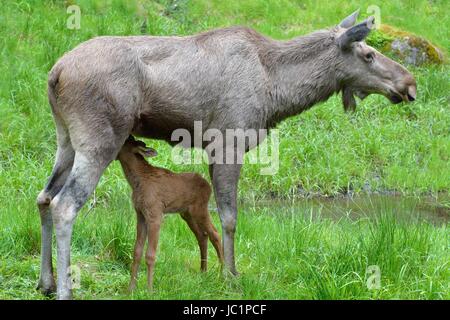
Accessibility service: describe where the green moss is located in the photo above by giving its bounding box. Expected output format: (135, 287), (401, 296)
(374, 24), (446, 65)
(425, 42), (445, 64)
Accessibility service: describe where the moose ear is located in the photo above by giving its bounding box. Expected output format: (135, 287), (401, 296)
(338, 16), (375, 50)
(339, 9), (360, 28)
(137, 146), (158, 158)
(342, 86), (356, 112)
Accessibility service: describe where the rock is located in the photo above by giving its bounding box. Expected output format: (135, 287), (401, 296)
(366, 24), (446, 66)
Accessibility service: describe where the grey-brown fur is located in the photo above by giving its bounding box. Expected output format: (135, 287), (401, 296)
(36, 11), (416, 299)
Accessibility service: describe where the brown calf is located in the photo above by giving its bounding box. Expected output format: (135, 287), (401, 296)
(117, 136), (224, 291)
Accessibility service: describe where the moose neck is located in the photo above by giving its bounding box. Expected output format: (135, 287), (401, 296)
(264, 30), (342, 125)
(117, 153), (152, 189)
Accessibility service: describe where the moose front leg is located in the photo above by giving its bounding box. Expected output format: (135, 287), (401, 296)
(209, 163), (241, 275)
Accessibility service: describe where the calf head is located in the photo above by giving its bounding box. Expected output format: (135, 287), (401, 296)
(335, 10), (417, 111)
(118, 136), (158, 159)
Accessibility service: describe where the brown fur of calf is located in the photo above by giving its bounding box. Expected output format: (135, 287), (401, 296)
(117, 136), (224, 291)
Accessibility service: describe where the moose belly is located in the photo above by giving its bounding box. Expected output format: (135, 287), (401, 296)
(132, 111), (196, 146)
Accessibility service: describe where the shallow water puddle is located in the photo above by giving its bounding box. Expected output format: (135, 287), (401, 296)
(241, 195), (449, 225)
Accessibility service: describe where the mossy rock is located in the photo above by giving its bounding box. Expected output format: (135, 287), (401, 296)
(366, 24), (446, 66)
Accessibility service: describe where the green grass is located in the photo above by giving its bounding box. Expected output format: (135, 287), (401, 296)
(1, 200), (448, 300)
(0, 0), (449, 299)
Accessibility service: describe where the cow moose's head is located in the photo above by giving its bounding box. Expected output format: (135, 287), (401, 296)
(335, 10), (417, 111)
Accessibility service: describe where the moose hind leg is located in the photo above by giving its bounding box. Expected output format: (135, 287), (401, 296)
(37, 119), (74, 295)
(50, 151), (114, 300)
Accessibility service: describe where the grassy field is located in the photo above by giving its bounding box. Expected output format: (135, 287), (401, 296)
(0, 0), (448, 299)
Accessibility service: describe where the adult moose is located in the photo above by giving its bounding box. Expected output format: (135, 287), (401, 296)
(37, 10), (416, 299)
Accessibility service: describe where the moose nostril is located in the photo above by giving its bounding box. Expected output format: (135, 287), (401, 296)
(406, 84), (417, 102)
(407, 93), (415, 102)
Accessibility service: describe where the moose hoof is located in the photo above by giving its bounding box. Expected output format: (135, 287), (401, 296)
(230, 270), (240, 277)
(37, 279), (56, 296)
(223, 267), (240, 277)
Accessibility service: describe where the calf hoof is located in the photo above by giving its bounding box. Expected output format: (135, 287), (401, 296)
(128, 283), (137, 294)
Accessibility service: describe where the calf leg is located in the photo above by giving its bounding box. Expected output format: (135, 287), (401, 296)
(204, 216), (224, 265)
(144, 212), (162, 291)
(129, 210), (147, 292)
(181, 213), (208, 272)
(37, 118), (74, 295)
(198, 232), (208, 272)
(209, 163), (241, 275)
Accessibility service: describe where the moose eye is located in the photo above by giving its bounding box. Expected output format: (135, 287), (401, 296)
(364, 52), (375, 62)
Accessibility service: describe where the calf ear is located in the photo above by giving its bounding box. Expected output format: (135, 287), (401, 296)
(342, 86), (356, 112)
(338, 16), (375, 50)
(137, 146), (158, 158)
(339, 9), (360, 28)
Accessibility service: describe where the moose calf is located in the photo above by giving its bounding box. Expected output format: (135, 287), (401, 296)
(117, 136), (224, 291)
